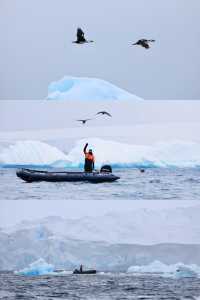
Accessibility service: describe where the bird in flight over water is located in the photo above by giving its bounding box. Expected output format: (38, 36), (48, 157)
(96, 111), (112, 117)
(76, 119), (92, 125)
(73, 27), (94, 44)
(132, 39), (155, 49)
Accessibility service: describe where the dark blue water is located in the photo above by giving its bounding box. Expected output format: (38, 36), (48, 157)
(1, 168), (200, 200)
(0, 271), (199, 300)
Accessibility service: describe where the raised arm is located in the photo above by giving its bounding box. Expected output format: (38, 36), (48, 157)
(83, 143), (88, 154)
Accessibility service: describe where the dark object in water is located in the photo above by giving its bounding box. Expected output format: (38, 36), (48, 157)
(100, 165), (112, 173)
(73, 269), (96, 274)
(140, 169), (145, 173)
(16, 167), (120, 183)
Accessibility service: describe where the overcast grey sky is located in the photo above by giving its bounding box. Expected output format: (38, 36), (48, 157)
(0, 0), (200, 100)
(0, 200), (198, 227)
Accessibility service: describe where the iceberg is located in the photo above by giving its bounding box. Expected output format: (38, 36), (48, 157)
(1, 138), (200, 168)
(175, 265), (198, 278)
(15, 258), (54, 276)
(47, 76), (142, 101)
(127, 260), (199, 278)
(67, 138), (200, 168)
(0, 140), (68, 166)
(127, 260), (172, 274)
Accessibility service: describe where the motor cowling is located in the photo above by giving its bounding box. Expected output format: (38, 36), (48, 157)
(100, 165), (112, 173)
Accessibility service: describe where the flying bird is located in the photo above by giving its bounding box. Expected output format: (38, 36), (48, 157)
(132, 39), (155, 49)
(73, 27), (94, 44)
(96, 111), (112, 117)
(76, 119), (92, 125)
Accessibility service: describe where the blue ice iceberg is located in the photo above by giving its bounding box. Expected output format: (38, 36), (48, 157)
(15, 258), (54, 276)
(175, 265), (198, 278)
(47, 76), (142, 101)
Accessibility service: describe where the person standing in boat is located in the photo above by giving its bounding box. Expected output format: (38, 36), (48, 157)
(80, 264), (83, 273)
(83, 143), (95, 172)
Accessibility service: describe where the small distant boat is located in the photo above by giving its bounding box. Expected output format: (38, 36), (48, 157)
(16, 165), (120, 183)
(73, 269), (97, 274)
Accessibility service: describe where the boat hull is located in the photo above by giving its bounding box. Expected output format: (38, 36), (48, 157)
(73, 269), (97, 274)
(16, 168), (120, 183)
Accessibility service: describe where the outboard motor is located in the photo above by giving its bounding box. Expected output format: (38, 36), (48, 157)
(100, 165), (112, 173)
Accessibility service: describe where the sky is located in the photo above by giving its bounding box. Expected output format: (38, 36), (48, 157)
(0, 0), (200, 100)
(0, 200), (198, 227)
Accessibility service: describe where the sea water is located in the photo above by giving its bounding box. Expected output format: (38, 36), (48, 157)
(0, 271), (199, 300)
(1, 167), (200, 200)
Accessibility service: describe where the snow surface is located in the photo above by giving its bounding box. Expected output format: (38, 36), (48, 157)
(1, 138), (200, 168)
(127, 260), (199, 278)
(47, 76), (142, 101)
(15, 258), (54, 276)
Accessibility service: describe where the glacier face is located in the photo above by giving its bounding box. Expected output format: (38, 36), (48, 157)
(1, 207), (200, 271)
(1, 138), (200, 168)
(1, 231), (200, 272)
(3, 206), (200, 245)
(47, 76), (143, 101)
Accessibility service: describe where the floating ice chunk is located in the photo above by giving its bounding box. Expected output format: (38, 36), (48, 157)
(127, 260), (171, 274)
(175, 265), (198, 278)
(15, 258), (54, 276)
(127, 260), (199, 278)
(47, 76), (142, 101)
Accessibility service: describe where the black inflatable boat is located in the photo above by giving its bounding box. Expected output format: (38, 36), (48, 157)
(73, 269), (96, 274)
(16, 165), (120, 183)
